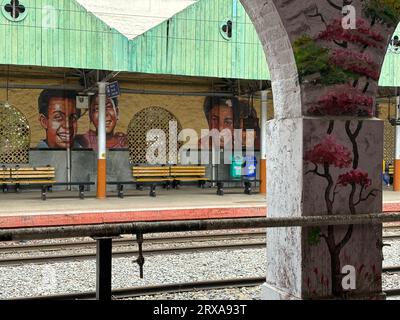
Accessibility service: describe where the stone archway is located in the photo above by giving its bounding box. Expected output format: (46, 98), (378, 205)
(240, 0), (399, 299)
(0, 102), (30, 164)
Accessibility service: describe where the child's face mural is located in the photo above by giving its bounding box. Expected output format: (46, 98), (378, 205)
(39, 97), (78, 149)
(209, 105), (234, 132)
(89, 96), (118, 135)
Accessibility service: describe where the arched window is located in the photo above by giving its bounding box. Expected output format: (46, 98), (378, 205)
(127, 106), (182, 164)
(0, 102), (30, 164)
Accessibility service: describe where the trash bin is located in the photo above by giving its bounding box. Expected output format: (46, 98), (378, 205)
(230, 155), (244, 179)
(243, 156), (257, 180)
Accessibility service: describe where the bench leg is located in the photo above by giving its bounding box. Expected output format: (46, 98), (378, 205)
(217, 182), (224, 196)
(118, 184), (124, 199)
(172, 181), (180, 190)
(149, 184), (156, 197)
(16, 183), (21, 193)
(41, 186), (47, 201)
(244, 182), (252, 195)
(2, 184), (7, 193)
(79, 185), (85, 200)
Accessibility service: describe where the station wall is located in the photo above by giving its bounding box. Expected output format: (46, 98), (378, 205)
(0, 76), (274, 150)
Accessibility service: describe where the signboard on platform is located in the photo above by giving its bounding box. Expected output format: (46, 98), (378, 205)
(106, 81), (121, 98)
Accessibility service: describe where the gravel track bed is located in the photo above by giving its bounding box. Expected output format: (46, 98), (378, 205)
(0, 249), (266, 299)
(0, 233), (398, 300)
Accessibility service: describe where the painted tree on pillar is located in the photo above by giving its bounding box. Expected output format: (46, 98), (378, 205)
(299, 1), (399, 298)
(240, 0), (400, 299)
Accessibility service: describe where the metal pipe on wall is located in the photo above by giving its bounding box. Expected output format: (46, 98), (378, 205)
(0, 83), (235, 97)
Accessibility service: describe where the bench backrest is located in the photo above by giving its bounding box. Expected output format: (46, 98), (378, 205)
(132, 166), (170, 178)
(170, 166), (206, 177)
(10, 167), (56, 181)
(0, 167), (11, 181)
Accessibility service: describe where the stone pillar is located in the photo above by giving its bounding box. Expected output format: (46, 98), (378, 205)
(240, 0), (398, 299)
(264, 117), (383, 299)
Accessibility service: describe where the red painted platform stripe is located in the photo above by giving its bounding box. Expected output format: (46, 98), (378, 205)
(1, 204), (400, 230)
(0, 207), (266, 229)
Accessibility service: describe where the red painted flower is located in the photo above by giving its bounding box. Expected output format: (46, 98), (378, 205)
(317, 18), (385, 49)
(337, 170), (372, 187)
(329, 49), (380, 80)
(307, 84), (374, 116)
(305, 135), (352, 168)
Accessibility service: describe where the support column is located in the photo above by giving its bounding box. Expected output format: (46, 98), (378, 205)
(97, 82), (107, 199)
(263, 118), (384, 300)
(260, 91), (268, 194)
(394, 94), (400, 191)
(96, 238), (112, 301)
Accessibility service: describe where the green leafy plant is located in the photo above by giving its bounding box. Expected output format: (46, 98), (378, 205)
(363, 0), (400, 27)
(307, 227), (322, 246)
(293, 35), (357, 85)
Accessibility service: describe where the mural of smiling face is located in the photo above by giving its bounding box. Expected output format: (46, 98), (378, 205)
(39, 97), (79, 149)
(89, 96), (119, 136)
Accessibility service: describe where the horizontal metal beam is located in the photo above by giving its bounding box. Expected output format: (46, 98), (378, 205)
(0, 83), (235, 97)
(0, 213), (399, 242)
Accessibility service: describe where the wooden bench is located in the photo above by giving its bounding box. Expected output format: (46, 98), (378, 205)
(169, 166), (208, 189)
(209, 179), (261, 196)
(5, 166), (56, 200)
(129, 166), (172, 197)
(1, 166), (94, 200)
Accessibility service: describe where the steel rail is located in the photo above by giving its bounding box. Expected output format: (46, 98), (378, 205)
(0, 231), (266, 253)
(1, 213), (400, 242)
(0, 242), (266, 266)
(14, 277), (265, 300)
(11, 277), (400, 300)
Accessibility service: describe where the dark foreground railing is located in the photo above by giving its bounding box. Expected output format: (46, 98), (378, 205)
(1, 212), (400, 300)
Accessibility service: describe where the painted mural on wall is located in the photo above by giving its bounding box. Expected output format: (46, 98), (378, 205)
(294, 0), (399, 298)
(36, 90), (127, 150)
(303, 119), (383, 298)
(294, 4), (399, 117)
(0, 89), (262, 152)
(202, 96), (261, 150)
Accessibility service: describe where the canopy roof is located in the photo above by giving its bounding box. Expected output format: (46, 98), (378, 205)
(76, 0), (197, 40)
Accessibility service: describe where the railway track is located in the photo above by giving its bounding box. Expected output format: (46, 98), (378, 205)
(0, 241), (266, 266)
(1, 230), (398, 255)
(0, 231), (266, 254)
(13, 277), (400, 300)
(0, 229), (398, 266)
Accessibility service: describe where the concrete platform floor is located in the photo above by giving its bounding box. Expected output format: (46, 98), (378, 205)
(0, 187), (266, 229)
(1, 187), (400, 229)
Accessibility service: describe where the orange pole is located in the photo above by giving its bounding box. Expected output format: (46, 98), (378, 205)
(260, 91), (268, 195)
(97, 159), (107, 199)
(260, 159), (267, 194)
(395, 95), (400, 192)
(394, 160), (400, 191)
(97, 82), (107, 199)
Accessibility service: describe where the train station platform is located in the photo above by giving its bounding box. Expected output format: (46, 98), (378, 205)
(0, 188), (400, 230)
(0, 187), (266, 229)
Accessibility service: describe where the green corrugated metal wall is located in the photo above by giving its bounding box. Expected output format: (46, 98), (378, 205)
(129, 0), (269, 79)
(0, 0), (130, 70)
(0, 0), (269, 80)
(379, 24), (400, 87)
(0, 0), (399, 84)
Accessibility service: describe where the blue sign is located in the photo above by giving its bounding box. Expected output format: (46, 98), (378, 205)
(106, 81), (120, 98)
